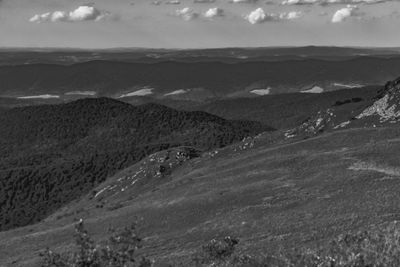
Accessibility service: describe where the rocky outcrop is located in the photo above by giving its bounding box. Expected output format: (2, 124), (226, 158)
(355, 78), (400, 123)
(285, 109), (337, 138)
(285, 77), (400, 139)
(93, 147), (200, 201)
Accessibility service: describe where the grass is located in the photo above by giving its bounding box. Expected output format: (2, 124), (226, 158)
(3, 127), (400, 266)
(41, 220), (152, 267)
(41, 220), (400, 266)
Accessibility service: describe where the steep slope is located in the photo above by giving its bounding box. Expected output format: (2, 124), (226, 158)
(3, 126), (400, 266)
(352, 77), (400, 125)
(284, 77), (400, 138)
(0, 98), (270, 231)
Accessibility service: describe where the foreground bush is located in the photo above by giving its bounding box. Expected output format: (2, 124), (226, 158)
(41, 219), (152, 267)
(43, 221), (400, 267)
(286, 222), (400, 267)
(192, 222), (400, 267)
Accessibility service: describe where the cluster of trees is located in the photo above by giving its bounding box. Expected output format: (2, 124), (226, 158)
(0, 98), (268, 230)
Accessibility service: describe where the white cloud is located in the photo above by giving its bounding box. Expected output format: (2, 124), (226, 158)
(322, 0), (384, 5)
(250, 88), (271, 95)
(301, 86), (324, 93)
(279, 11), (303, 19)
(332, 82), (363, 88)
(164, 89), (187, 96)
(194, 0), (216, 3)
(283, 0), (383, 4)
(231, 0), (259, 3)
(119, 88), (154, 98)
(30, 6), (109, 23)
(65, 91), (97, 96)
(282, 0), (318, 5)
(17, 94), (60, 99)
(331, 5), (358, 23)
(204, 7), (224, 18)
(245, 8), (272, 24)
(166, 0), (181, 4)
(245, 8), (303, 24)
(176, 7), (199, 20)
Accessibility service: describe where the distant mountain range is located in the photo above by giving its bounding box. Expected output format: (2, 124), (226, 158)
(2, 46), (400, 65)
(1, 57), (400, 102)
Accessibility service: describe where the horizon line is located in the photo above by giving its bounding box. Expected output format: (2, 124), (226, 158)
(2, 45), (400, 51)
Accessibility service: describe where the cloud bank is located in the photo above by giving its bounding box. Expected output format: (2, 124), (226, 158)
(231, 0), (259, 3)
(194, 0), (216, 3)
(282, 0), (384, 5)
(245, 8), (303, 24)
(30, 5), (109, 23)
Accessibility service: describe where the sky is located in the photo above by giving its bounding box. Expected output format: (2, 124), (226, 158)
(0, 0), (400, 48)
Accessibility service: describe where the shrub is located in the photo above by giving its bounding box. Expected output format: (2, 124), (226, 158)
(192, 222), (400, 267)
(192, 236), (268, 267)
(285, 222), (400, 267)
(41, 219), (152, 267)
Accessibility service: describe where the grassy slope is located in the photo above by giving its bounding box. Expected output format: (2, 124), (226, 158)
(2, 126), (400, 266)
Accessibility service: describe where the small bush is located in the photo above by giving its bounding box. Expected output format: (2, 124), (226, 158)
(41, 219), (152, 267)
(285, 222), (400, 267)
(192, 236), (267, 266)
(191, 222), (400, 267)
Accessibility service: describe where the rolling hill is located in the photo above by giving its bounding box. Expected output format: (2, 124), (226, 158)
(2, 124), (400, 266)
(0, 98), (270, 231)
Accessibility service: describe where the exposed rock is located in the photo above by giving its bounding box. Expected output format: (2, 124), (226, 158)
(285, 77), (400, 138)
(285, 108), (336, 138)
(93, 147), (200, 200)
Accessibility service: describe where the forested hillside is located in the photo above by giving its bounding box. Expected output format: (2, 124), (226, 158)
(0, 98), (271, 230)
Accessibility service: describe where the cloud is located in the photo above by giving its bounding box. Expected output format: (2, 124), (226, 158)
(164, 89), (187, 96)
(279, 11), (303, 19)
(245, 8), (272, 23)
(204, 7), (224, 18)
(194, 0), (216, 3)
(250, 88), (271, 95)
(245, 8), (303, 24)
(65, 91), (97, 96)
(322, 0), (384, 5)
(230, 0), (259, 3)
(331, 5), (359, 23)
(30, 5), (109, 23)
(17, 94), (60, 99)
(301, 86), (324, 93)
(281, 0), (318, 5)
(119, 88), (154, 98)
(282, 0), (384, 5)
(166, 0), (181, 4)
(175, 7), (199, 20)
